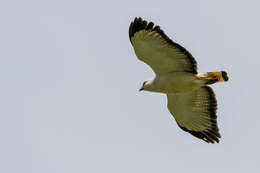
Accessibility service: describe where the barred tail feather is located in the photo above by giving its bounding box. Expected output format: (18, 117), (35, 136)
(197, 71), (229, 85)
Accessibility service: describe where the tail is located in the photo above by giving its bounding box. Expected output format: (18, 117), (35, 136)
(197, 71), (229, 85)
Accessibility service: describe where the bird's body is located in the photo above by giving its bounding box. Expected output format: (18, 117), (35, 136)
(129, 17), (228, 143)
(143, 72), (202, 93)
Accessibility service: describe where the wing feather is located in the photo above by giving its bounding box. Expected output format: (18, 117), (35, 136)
(167, 86), (221, 143)
(129, 17), (197, 74)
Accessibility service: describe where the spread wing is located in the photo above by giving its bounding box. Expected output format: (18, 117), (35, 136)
(129, 17), (197, 75)
(167, 86), (221, 143)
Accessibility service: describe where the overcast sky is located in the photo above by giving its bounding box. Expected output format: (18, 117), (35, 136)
(1, 0), (259, 172)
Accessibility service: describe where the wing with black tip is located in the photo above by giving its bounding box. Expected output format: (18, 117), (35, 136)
(167, 86), (221, 143)
(129, 17), (197, 75)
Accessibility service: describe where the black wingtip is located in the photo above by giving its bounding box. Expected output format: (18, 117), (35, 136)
(129, 17), (154, 42)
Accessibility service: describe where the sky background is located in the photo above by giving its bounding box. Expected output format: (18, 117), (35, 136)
(1, 0), (259, 172)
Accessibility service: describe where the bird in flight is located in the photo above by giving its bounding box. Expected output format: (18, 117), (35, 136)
(129, 17), (228, 143)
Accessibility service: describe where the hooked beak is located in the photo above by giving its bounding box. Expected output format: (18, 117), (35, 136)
(139, 87), (144, 91)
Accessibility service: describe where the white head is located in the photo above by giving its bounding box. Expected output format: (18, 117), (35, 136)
(139, 80), (154, 91)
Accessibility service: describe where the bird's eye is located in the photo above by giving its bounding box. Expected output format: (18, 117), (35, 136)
(142, 81), (146, 86)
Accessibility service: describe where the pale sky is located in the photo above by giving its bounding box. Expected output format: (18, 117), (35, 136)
(1, 0), (259, 172)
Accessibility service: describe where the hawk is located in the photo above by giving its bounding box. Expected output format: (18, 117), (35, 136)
(129, 17), (228, 143)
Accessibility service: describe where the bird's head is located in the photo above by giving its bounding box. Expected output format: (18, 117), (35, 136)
(139, 80), (153, 91)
